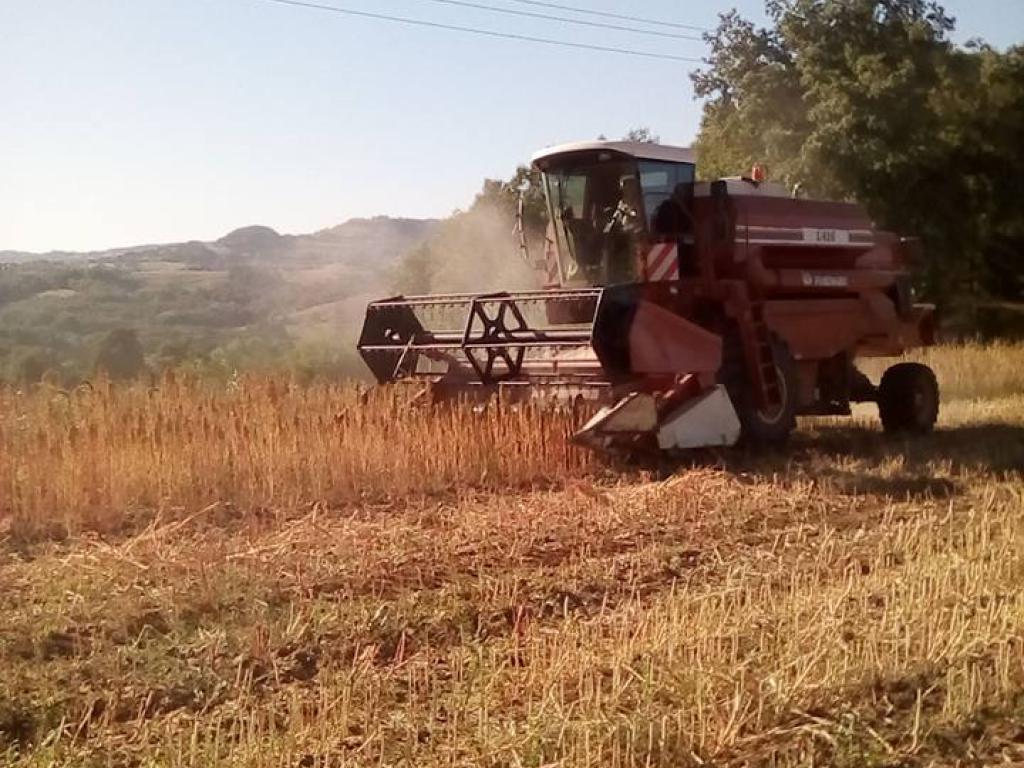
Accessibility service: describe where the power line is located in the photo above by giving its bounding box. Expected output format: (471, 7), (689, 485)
(504, 0), (710, 33)
(253, 0), (704, 62)
(407, 0), (704, 41)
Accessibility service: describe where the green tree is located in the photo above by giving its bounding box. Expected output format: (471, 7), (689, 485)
(472, 165), (548, 237)
(394, 243), (436, 295)
(93, 329), (146, 381)
(13, 348), (54, 385)
(949, 44), (1024, 303)
(622, 127), (660, 144)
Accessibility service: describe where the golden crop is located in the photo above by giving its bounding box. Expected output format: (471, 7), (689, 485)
(0, 377), (595, 540)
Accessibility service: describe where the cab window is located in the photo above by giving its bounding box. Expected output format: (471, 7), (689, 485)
(638, 160), (695, 236)
(543, 156), (642, 285)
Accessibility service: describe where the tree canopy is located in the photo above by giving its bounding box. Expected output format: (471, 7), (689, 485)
(93, 329), (146, 381)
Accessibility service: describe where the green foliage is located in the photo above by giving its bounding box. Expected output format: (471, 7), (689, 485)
(474, 165), (549, 237)
(12, 349), (55, 385)
(393, 243), (436, 296)
(0, 219), (439, 384)
(693, 0), (1024, 307)
(93, 329), (146, 380)
(622, 127), (660, 144)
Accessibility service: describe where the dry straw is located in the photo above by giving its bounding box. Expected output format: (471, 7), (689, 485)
(0, 375), (594, 539)
(2, 341), (1021, 540)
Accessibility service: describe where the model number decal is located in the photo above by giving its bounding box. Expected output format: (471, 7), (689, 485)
(803, 228), (850, 245)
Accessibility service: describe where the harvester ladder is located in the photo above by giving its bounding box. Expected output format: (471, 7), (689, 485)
(740, 302), (783, 412)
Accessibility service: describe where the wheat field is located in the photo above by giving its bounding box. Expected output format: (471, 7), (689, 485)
(1, 342), (1023, 766)
(0, 378), (595, 541)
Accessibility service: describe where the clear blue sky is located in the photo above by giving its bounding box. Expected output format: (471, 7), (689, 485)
(2, 0), (1022, 252)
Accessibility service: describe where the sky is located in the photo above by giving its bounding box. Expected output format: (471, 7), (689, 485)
(2, 0), (1023, 253)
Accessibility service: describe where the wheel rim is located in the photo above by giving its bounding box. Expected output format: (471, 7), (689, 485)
(758, 366), (788, 426)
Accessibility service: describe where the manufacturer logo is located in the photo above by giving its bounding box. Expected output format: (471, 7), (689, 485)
(801, 272), (850, 288)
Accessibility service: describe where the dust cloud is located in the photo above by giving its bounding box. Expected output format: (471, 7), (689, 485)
(397, 203), (542, 296)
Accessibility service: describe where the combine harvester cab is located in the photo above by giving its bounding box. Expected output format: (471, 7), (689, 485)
(358, 141), (938, 455)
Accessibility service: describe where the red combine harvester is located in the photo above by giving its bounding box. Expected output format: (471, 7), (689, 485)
(358, 141), (938, 453)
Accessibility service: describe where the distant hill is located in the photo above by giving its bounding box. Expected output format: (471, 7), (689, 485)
(0, 216), (440, 383)
(0, 216), (439, 268)
(216, 225), (284, 252)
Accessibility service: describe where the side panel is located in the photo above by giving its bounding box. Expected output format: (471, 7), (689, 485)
(764, 294), (935, 361)
(763, 298), (868, 361)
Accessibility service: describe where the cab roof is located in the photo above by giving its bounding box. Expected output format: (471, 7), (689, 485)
(531, 140), (697, 167)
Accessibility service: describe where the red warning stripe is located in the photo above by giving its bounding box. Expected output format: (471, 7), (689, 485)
(645, 243), (678, 282)
(648, 244), (674, 277)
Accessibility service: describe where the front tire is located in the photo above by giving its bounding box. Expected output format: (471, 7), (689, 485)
(877, 362), (939, 434)
(718, 333), (798, 446)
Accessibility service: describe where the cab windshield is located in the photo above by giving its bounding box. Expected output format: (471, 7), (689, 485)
(543, 155), (645, 286)
(542, 153), (697, 286)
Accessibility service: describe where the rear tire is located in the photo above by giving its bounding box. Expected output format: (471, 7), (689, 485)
(877, 362), (939, 434)
(718, 332), (797, 446)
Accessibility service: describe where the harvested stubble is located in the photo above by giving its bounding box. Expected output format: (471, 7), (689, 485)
(2, 453), (1023, 766)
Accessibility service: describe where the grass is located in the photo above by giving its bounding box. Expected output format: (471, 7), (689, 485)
(1, 342), (1023, 766)
(858, 339), (1024, 401)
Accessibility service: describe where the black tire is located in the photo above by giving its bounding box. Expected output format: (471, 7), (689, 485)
(877, 362), (939, 434)
(718, 332), (798, 446)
